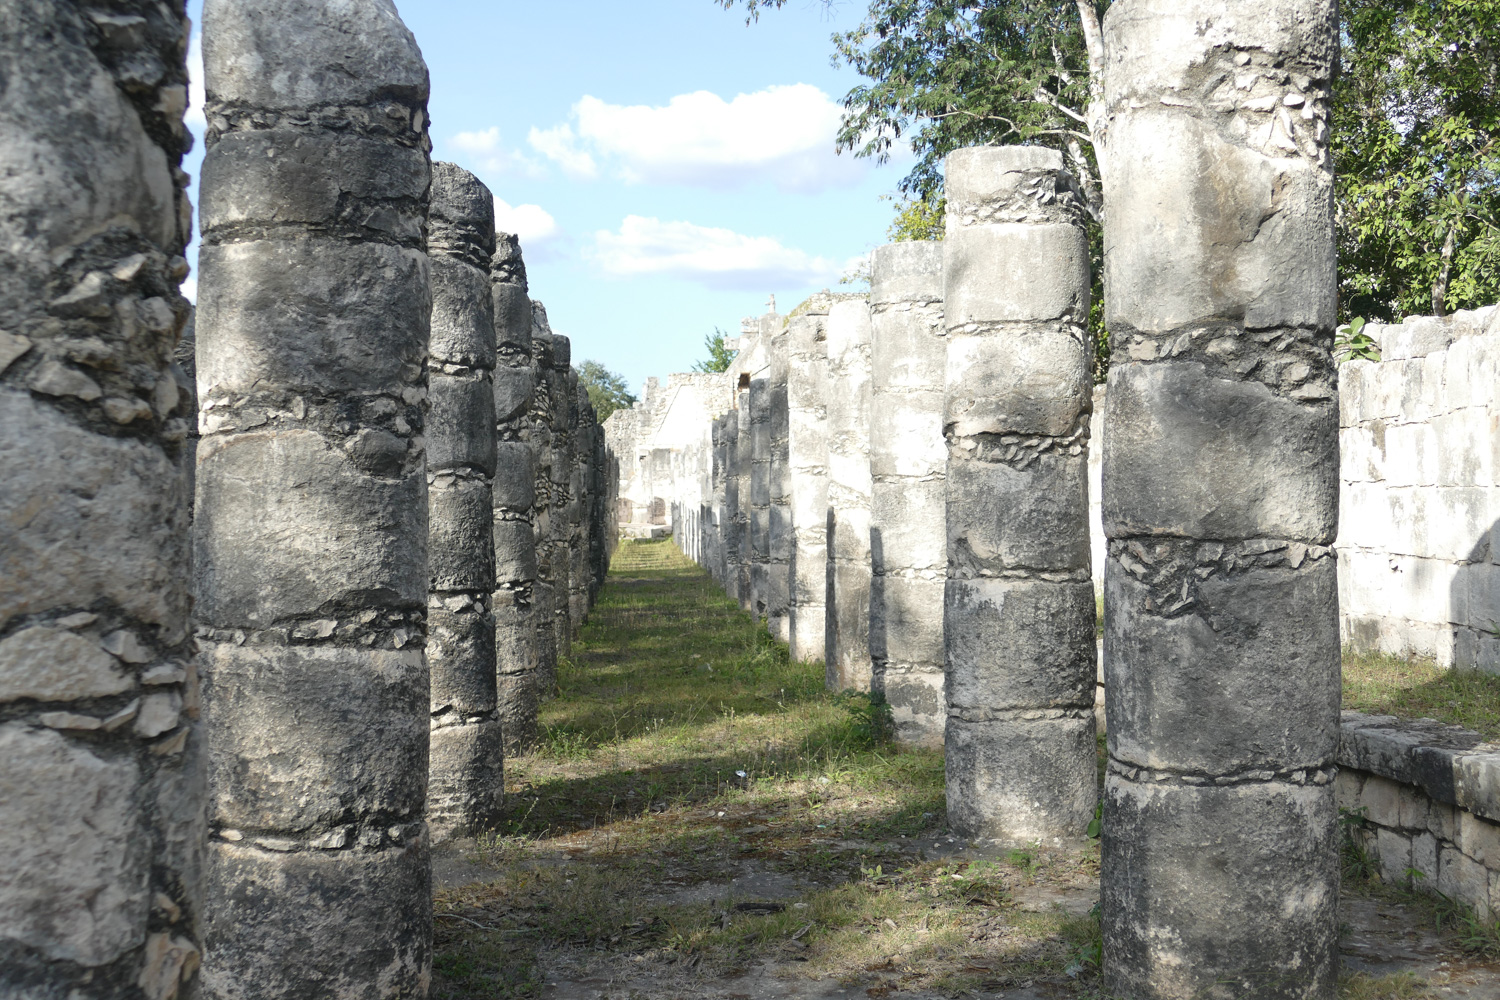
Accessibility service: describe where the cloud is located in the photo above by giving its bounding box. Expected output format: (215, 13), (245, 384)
(494, 197), (559, 246)
(591, 215), (840, 291)
(526, 124), (599, 180)
(530, 85), (863, 192)
(448, 127), (543, 178)
(186, 31), (204, 130)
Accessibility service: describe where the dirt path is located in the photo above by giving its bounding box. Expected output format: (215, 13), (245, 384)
(431, 539), (1500, 999)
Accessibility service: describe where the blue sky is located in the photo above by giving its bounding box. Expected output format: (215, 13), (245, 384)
(183, 0), (913, 395)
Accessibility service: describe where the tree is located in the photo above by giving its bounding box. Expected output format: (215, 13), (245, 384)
(693, 328), (739, 373)
(1336, 0), (1500, 320)
(577, 360), (637, 423)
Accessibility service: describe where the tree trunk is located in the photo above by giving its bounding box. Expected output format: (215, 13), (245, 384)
(1432, 225), (1458, 317)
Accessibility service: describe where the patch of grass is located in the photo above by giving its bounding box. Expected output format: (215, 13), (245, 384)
(1338, 971), (1434, 999)
(1342, 648), (1500, 740)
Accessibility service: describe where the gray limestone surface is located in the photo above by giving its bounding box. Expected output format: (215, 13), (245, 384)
(824, 298), (874, 692)
(194, 1), (434, 995)
(787, 301), (831, 663)
(0, 1), (201, 996)
(530, 302), (559, 698)
(735, 387), (754, 610)
(551, 333), (575, 661)
(426, 162), (504, 843)
(941, 146), (1098, 847)
(492, 233), (541, 753)
(767, 319), (792, 643)
(869, 243), (947, 746)
(1099, 2), (1342, 997)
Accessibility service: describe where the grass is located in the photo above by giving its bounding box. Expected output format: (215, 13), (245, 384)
(1342, 648), (1500, 740)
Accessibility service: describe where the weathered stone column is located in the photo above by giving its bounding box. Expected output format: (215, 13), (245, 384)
(941, 146), (1097, 845)
(788, 301), (831, 662)
(195, 0), (433, 994)
(426, 163), (503, 841)
(551, 336), (574, 655)
(825, 297), (874, 691)
(723, 410), (743, 602)
(529, 303), (558, 695)
(870, 243), (947, 744)
(767, 320), (793, 642)
(749, 340), (773, 623)
(735, 384), (754, 609)
(713, 414), (731, 585)
(1, 2), (200, 994)
(569, 379), (592, 630)
(491, 234), (540, 753)
(1101, 3), (1341, 996)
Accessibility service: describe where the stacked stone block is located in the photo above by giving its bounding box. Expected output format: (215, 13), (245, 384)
(0, 1), (201, 995)
(194, 0), (434, 995)
(551, 334), (575, 656)
(941, 146), (1098, 845)
(825, 297), (875, 691)
(569, 379), (593, 632)
(1100, 2), (1342, 996)
(425, 164), (505, 841)
(529, 304), (558, 697)
(735, 384), (754, 609)
(491, 234), (541, 753)
(767, 321), (793, 643)
(787, 301), (831, 663)
(869, 243), (948, 745)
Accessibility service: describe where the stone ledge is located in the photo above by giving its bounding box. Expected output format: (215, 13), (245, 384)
(1339, 710), (1500, 822)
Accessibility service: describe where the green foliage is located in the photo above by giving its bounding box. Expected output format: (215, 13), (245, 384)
(1336, 0), (1500, 321)
(1336, 316), (1383, 362)
(692, 328), (739, 373)
(887, 194), (946, 242)
(575, 359), (636, 423)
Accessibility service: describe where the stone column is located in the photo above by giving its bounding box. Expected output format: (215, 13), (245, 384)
(529, 303), (558, 696)
(195, 0), (433, 995)
(1100, 3), (1341, 996)
(735, 385), (754, 609)
(869, 243), (948, 745)
(569, 379), (591, 630)
(550, 336), (574, 655)
(767, 320), (793, 643)
(749, 342), (773, 623)
(723, 410), (743, 602)
(941, 146), (1097, 845)
(426, 163), (503, 841)
(825, 297), (874, 691)
(788, 301), (831, 662)
(713, 414), (730, 585)
(491, 234), (540, 753)
(1, 2), (200, 994)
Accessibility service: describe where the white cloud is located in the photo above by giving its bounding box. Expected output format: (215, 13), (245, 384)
(526, 124), (599, 180)
(530, 85), (863, 192)
(591, 215), (840, 291)
(448, 127), (542, 177)
(186, 31), (204, 130)
(180, 273), (197, 304)
(493, 197), (559, 246)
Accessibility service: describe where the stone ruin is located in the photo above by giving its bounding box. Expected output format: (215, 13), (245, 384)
(5, 0), (1500, 998)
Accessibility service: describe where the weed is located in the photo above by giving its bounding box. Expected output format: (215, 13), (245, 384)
(1342, 649), (1500, 739)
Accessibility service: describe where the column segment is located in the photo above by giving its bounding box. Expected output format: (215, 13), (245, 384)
(869, 243), (947, 744)
(195, 0), (433, 994)
(528, 304), (558, 696)
(788, 301), (831, 662)
(1101, 2), (1341, 995)
(825, 298), (874, 691)
(941, 146), (1097, 845)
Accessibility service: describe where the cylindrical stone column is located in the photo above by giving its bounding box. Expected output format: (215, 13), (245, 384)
(825, 297), (874, 691)
(569, 380), (591, 630)
(734, 384), (754, 609)
(767, 320), (793, 643)
(550, 335), (574, 655)
(0, 2), (200, 994)
(491, 234), (540, 753)
(426, 163), (503, 841)
(1100, 3), (1341, 996)
(788, 303), (830, 662)
(941, 146), (1097, 845)
(749, 342), (773, 623)
(195, 1), (433, 995)
(528, 303), (558, 696)
(869, 243), (948, 745)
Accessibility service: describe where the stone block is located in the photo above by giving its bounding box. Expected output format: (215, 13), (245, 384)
(1439, 844), (1493, 917)
(870, 241), (943, 305)
(946, 714), (1097, 843)
(872, 575), (945, 667)
(1375, 827), (1413, 884)
(946, 325), (1092, 438)
(200, 130), (427, 241)
(197, 238), (428, 398)
(1103, 361), (1339, 543)
(871, 315), (946, 394)
(1334, 770), (1364, 813)
(0, 391), (190, 635)
(1106, 557), (1340, 773)
(0, 626), (134, 704)
(492, 284), (532, 356)
(1412, 831), (1440, 883)
(1357, 774), (1426, 830)
(946, 451), (1089, 574)
(0, 724), (148, 965)
(428, 719), (504, 841)
(945, 578), (1095, 710)
(202, 643), (427, 831)
(492, 519), (537, 582)
(492, 442), (536, 513)
(790, 605), (826, 665)
(428, 374), (497, 476)
(428, 605), (497, 714)
(870, 402), (946, 483)
(883, 667), (945, 747)
(1458, 811), (1500, 868)
(1101, 775), (1338, 1000)
(944, 145), (1061, 206)
(203, 0), (429, 111)
(1382, 316), (1457, 361)
(203, 838), (431, 1000)
(945, 224), (1090, 326)
(194, 429), (427, 625)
